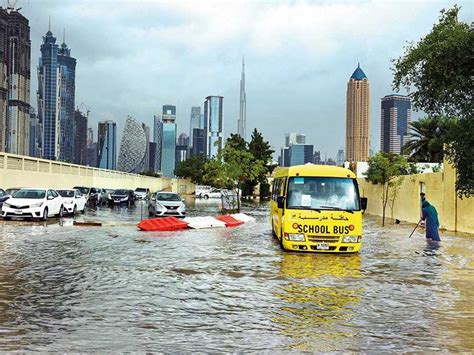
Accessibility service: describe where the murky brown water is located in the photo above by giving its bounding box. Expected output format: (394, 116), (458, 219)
(0, 199), (473, 352)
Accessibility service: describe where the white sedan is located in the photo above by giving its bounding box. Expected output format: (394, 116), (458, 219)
(57, 189), (87, 215)
(1, 188), (64, 221)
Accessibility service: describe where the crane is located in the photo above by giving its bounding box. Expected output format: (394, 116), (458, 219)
(77, 102), (91, 117)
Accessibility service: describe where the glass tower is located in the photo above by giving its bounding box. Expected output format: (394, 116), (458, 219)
(204, 96), (223, 158)
(381, 94), (411, 154)
(161, 105), (176, 177)
(97, 120), (117, 170)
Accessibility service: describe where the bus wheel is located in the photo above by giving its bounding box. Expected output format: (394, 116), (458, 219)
(271, 222), (277, 237)
(280, 229), (286, 251)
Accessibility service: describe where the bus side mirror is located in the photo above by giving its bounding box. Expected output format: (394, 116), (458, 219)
(361, 197), (368, 212)
(277, 196), (285, 209)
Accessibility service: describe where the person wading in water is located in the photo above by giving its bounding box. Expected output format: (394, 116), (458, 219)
(421, 199), (441, 242)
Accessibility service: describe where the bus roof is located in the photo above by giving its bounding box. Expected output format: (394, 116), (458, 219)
(273, 164), (356, 179)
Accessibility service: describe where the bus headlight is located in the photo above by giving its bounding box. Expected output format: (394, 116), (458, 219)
(343, 235), (360, 243)
(286, 233), (305, 242)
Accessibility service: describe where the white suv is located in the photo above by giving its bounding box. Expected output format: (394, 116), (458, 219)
(1, 188), (64, 221)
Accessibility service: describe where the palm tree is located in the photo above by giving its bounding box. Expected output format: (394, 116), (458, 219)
(402, 116), (453, 162)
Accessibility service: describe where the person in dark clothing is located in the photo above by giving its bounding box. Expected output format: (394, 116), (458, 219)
(421, 200), (441, 241)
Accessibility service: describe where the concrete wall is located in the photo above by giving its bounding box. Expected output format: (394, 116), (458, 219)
(357, 160), (473, 234)
(0, 152), (195, 194)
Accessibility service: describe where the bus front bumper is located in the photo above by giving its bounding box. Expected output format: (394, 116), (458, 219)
(282, 240), (361, 253)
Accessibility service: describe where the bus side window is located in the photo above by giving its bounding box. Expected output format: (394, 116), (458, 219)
(281, 177), (287, 197)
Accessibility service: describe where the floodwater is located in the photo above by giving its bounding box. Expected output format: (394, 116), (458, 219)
(0, 198), (473, 352)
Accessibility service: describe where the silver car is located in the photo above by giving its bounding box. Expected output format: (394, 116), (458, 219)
(148, 192), (186, 218)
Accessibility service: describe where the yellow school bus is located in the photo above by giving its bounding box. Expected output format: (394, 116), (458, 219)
(270, 164), (367, 253)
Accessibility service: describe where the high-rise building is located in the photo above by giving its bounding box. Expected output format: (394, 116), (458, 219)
(204, 95), (223, 158)
(97, 120), (116, 170)
(280, 146), (290, 167)
(118, 116), (147, 173)
(176, 132), (189, 168)
(191, 128), (205, 156)
(346, 63), (370, 162)
(336, 148), (345, 166)
(381, 94), (411, 154)
(73, 110), (87, 165)
(285, 133), (306, 146)
(57, 34), (76, 162)
(142, 122), (150, 171)
(313, 150), (321, 164)
(38, 29), (59, 160)
(289, 144), (313, 166)
(161, 105), (177, 177)
(148, 142), (157, 172)
(84, 127), (97, 167)
(237, 58), (246, 140)
(189, 106), (201, 149)
(0, 8), (31, 155)
(29, 109), (39, 157)
(153, 113), (162, 172)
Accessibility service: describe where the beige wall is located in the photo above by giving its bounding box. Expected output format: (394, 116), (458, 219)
(0, 152), (195, 195)
(358, 160), (473, 234)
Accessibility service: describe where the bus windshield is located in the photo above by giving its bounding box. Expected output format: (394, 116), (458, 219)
(286, 177), (360, 211)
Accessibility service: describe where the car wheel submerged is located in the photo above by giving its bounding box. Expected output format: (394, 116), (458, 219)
(73, 205), (77, 215)
(203, 195), (209, 200)
(42, 207), (48, 221)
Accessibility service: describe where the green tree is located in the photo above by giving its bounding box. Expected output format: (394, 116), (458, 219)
(365, 153), (409, 226)
(174, 154), (209, 184)
(402, 116), (454, 162)
(247, 128), (274, 197)
(392, 5), (474, 197)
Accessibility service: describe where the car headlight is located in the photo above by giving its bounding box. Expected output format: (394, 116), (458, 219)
(286, 233), (305, 242)
(30, 202), (43, 208)
(178, 203), (185, 210)
(121, 197), (128, 201)
(107, 194), (111, 199)
(343, 235), (360, 243)
(3, 202), (10, 208)
(156, 203), (166, 211)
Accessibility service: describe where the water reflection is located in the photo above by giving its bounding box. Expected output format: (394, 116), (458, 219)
(273, 253), (362, 351)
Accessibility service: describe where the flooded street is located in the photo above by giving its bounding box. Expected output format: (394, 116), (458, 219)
(0, 199), (473, 352)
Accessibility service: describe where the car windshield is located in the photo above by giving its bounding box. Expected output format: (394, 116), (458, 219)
(286, 177), (360, 211)
(0, 189), (5, 197)
(114, 190), (128, 195)
(74, 187), (89, 194)
(57, 190), (75, 198)
(6, 189), (20, 195)
(135, 188), (147, 192)
(105, 189), (115, 193)
(13, 189), (46, 199)
(156, 193), (181, 201)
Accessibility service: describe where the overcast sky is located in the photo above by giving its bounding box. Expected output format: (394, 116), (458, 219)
(22, 0), (472, 160)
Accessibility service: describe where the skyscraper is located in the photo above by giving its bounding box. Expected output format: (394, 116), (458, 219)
(381, 94), (411, 154)
(73, 110), (87, 165)
(142, 122), (150, 171)
(154, 116), (162, 172)
(337, 148), (345, 166)
(289, 144), (313, 166)
(285, 133), (306, 146)
(57, 33), (76, 162)
(191, 128), (205, 156)
(346, 63), (370, 162)
(204, 96), (223, 158)
(175, 132), (189, 168)
(0, 8), (31, 155)
(161, 105), (176, 177)
(97, 120), (116, 170)
(29, 109), (39, 157)
(85, 127), (97, 167)
(189, 106), (201, 149)
(38, 29), (59, 160)
(237, 58), (246, 140)
(118, 116), (147, 173)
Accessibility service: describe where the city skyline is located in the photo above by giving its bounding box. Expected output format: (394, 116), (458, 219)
(15, 0), (474, 159)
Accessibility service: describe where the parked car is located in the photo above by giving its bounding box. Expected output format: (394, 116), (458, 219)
(1, 188), (64, 221)
(97, 188), (108, 205)
(5, 187), (22, 197)
(57, 189), (87, 215)
(148, 192), (186, 217)
(199, 188), (222, 199)
(0, 189), (9, 208)
(108, 189), (136, 206)
(73, 186), (99, 206)
(134, 187), (150, 200)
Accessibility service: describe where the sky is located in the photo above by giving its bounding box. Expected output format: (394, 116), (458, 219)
(22, 0), (472, 160)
